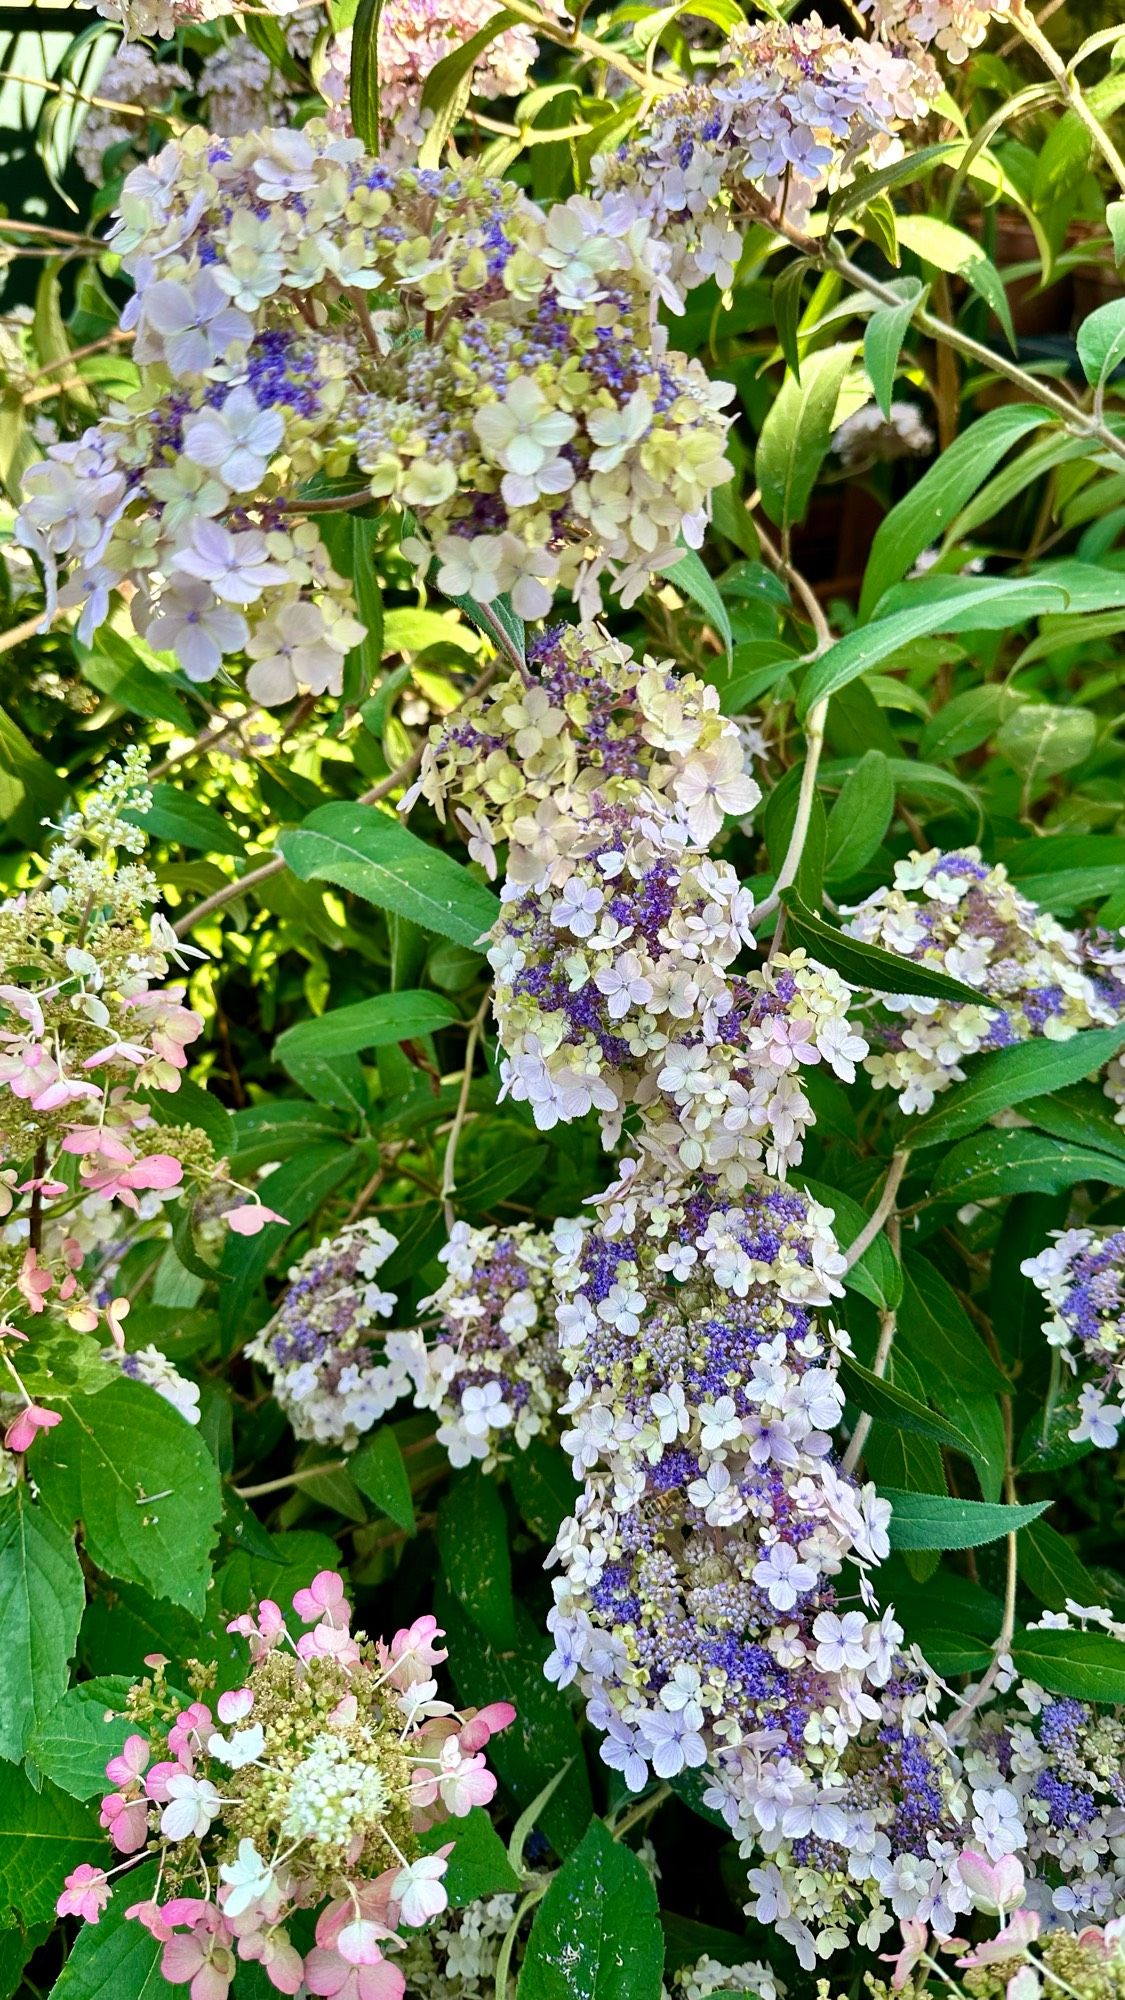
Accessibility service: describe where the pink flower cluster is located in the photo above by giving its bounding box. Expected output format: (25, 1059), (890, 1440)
(59, 1571), (514, 2000)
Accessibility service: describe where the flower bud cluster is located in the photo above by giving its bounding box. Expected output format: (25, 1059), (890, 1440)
(1021, 1228), (1125, 1450)
(60, 1569), (514, 2000)
(247, 1220), (408, 1447)
(402, 620), (760, 877)
(592, 17), (935, 291)
(843, 849), (1117, 1115)
(18, 129), (733, 694)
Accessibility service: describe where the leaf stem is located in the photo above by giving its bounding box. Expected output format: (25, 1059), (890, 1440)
(842, 1214), (901, 1475)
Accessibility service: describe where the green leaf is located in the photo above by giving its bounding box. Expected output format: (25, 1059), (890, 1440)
(35, 1380), (223, 1617)
(418, 1807), (519, 1905)
(663, 548), (732, 662)
(782, 893), (984, 1004)
(1022, 1083), (1125, 1164)
(798, 576), (1068, 720)
(824, 749), (895, 882)
(279, 802), (500, 947)
(126, 784), (245, 857)
(897, 1256), (1008, 1394)
(859, 406), (1049, 620)
(49, 1861), (179, 2000)
(349, 1426), (416, 1534)
(0, 1771), (102, 1928)
(863, 279), (925, 420)
(1019, 1518), (1100, 1614)
(27, 1677), (133, 1800)
(919, 682), (1025, 763)
(274, 990), (458, 1065)
(755, 343), (856, 533)
(771, 261), (807, 379)
(794, 1174), (901, 1311)
(348, 0), (387, 147)
(914, 1630), (993, 1677)
(438, 1467), (516, 1647)
(417, 10), (519, 167)
(839, 1353), (976, 1456)
(519, 1818), (664, 2000)
(219, 1141), (355, 1341)
(507, 1439), (581, 1545)
(1077, 297), (1125, 390)
(930, 1130), (1125, 1205)
(883, 1490), (1048, 1551)
(907, 1027), (1125, 1151)
(77, 634), (194, 731)
(0, 1488), (85, 1764)
(996, 703), (1097, 786)
(1012, 1627), (1125, 1703)
(896, 214), (1015, 350)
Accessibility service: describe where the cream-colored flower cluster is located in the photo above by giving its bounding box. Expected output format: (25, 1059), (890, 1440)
(402, 621), (759, 877)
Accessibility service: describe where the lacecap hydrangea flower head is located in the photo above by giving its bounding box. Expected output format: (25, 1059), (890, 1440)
(247, 1220), (414, 1447)
(489, 802), (757, 1141)
(18, 127), (734, 699)
(843, 848), (1118, 1115)
(60, 1569), (514, 2000)
(545, 1172), (894, 1782)
(403, 1219), (568, 1471)
(402, 620), (760, 879)
(592, 15), (935, 291)
(1021, 1228), (1125, 1450)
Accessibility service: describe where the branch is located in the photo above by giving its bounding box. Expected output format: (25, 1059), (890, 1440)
(844, 1151), (910, 1271)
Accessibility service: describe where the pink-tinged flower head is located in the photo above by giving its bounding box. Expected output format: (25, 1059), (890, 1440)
(296, 1623), (362, 1671)
(57, 1864), (111, 1923)
(127, 1899), (177, 1941)
(216, 1688), (253, 1726)
(235, 1928), (305, 1994)
(17, 1248), (53, 1314)
(100, 1789), (149, 1853)
(880, 1919), (929, 1991)
(957, 1909), (1041, 1968)
(78, 1149), (185, 1210)
(303, 1947), (405, 2000)
(435, 1739), (497, 1816)
(957, 1849), (1027, 1915)
(293, 1571), (350, 1627)
(226, 1598), (285, 1659)
(105, 1732), (151, 1788)
(5, 1403), (61, 1453)
(457, 1701), (515, 1753)
(381, 1615), (447, 1688)
(391, 1851), (450, 1929)
(160, 1906), (236, 2000)
(225, 1203), (288, 1236)
(168, 1703), (213, 1761)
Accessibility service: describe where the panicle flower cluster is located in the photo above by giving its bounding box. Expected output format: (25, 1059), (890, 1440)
(591, 17), (935, 290)
(61, 1569), (514, 2000)
(843, 849), (1118, 1115)
(405, 1219), (566, 1470)
(832, 401), (935, 470)
(1021, 1229), (1125, 1450)
(0, 749), (205, 1226)
(668, 1958), (784, 2000)
(247, 1220), (408, 1447)
(18, 128), (733, 695)
(864, 0), (1010, 64)
(75, 45), (191, 184)
(545, 1174), (893, 1785)
(397, 1891), (519, 1997)
(489, 801), (757, 1141)
(402, 620), (760, 877)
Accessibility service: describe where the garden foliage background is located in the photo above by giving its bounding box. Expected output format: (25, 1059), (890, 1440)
(4, 0), (1125, 1997)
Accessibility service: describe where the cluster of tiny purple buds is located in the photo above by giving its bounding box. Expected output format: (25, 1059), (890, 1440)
(1021, 1228), (1125, 1450)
